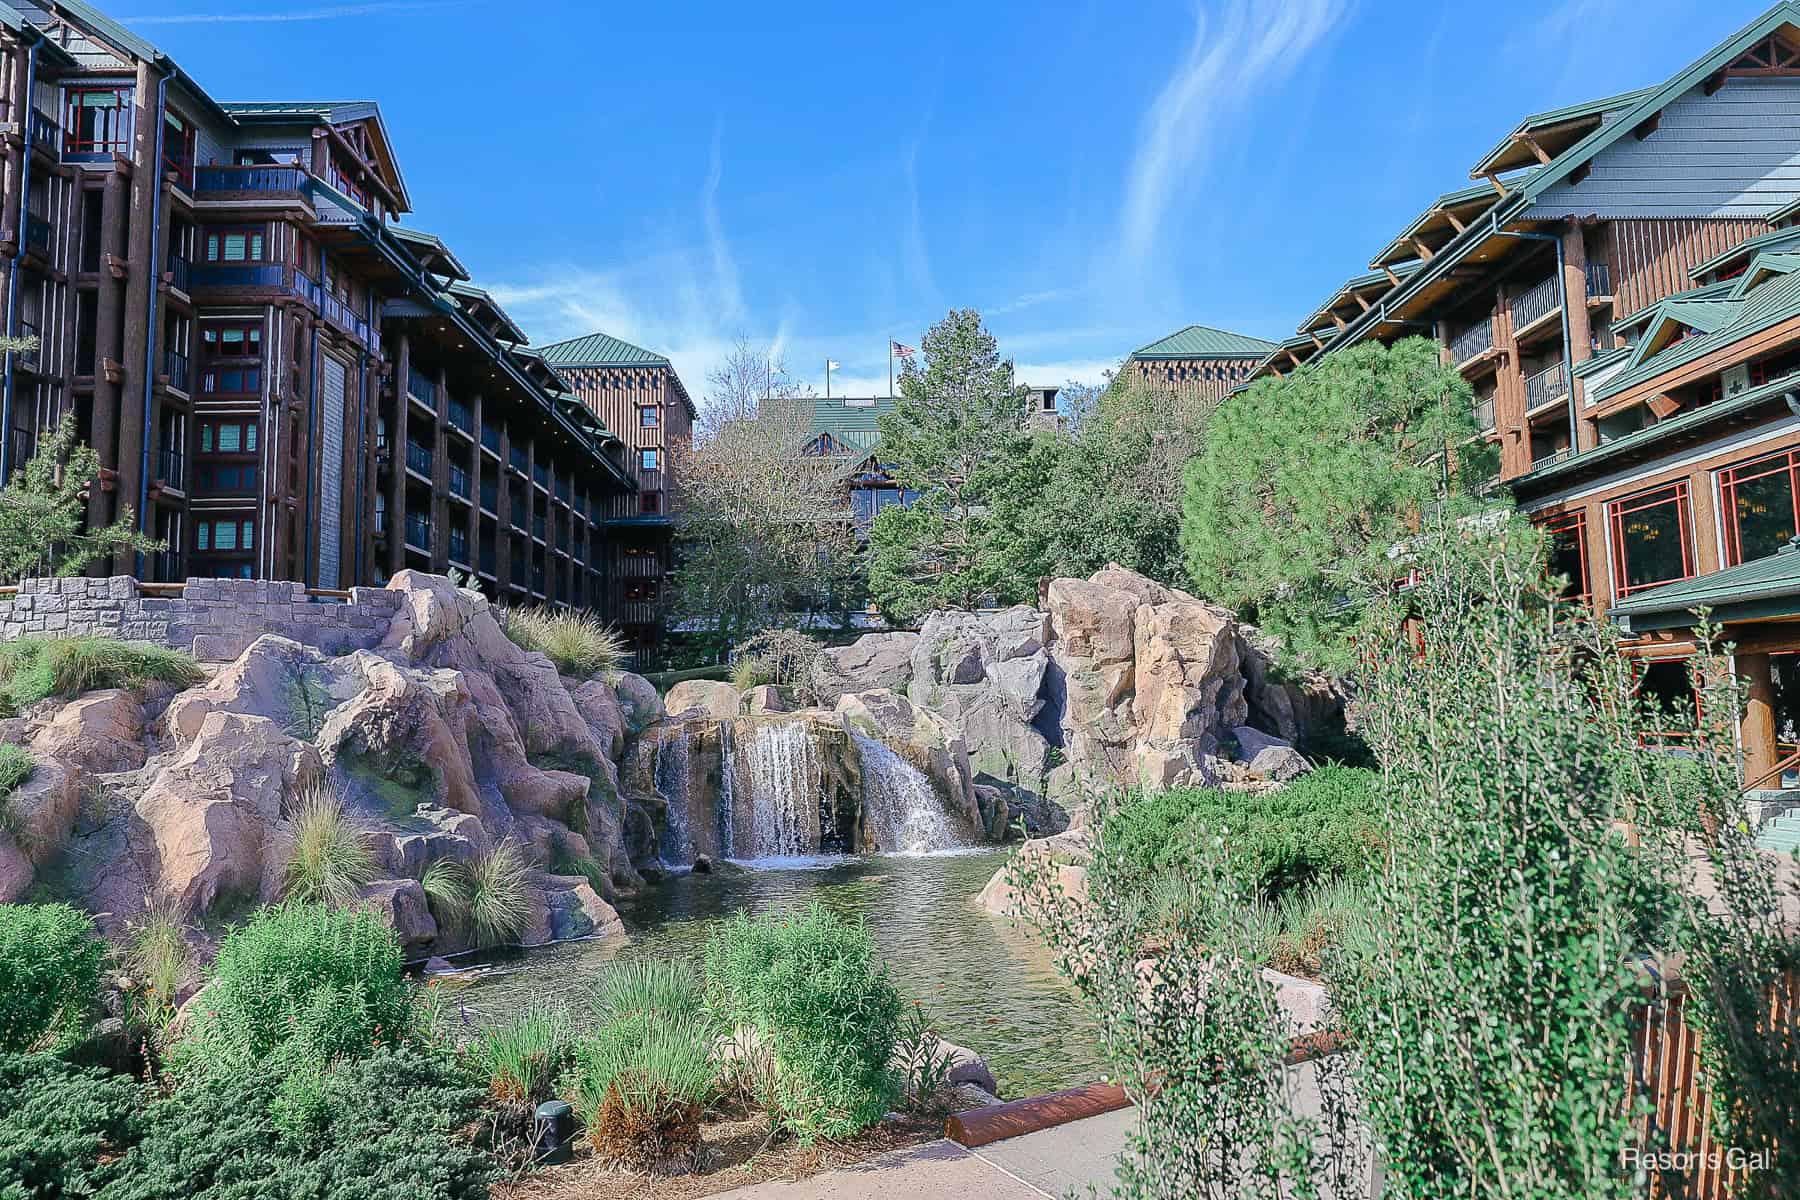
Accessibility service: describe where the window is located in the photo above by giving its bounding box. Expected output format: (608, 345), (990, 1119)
(202, 325), (262, 358)
(236, 149), (303, 166)
(640, 491), (661, 514)
(638, 406), (659, 428)
(200, 368), (261, 395)
(204, 228), (266, 263)
(1609, 481), (1694, 598)
(639, 447), (660, 472)
(1538, 510), (1591, 602)
(195, 517), (254, 554)
(64, 87), (132, 155)
(1720, 447), (1800, 566)
(194, 464), (258, 492)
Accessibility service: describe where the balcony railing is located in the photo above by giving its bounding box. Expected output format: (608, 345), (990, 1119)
(480, 479), (498, 512)
(404, 512), (431, 551)
(28, 108), (58, 150)
(620, 556), (661, 579)
(448, 530), (469, 566)
(167, 253), (191, 294)
(189, 263), (285, 289)
(532, 461), (549, 490)
(291, 267), (322, 308)
(158, 448), (185, 491)
(447, 398), (472, 432)
(1510, 275), (1562, 331)
(481, 423), (502, 454)
(1533, 446), (1573, 469)
(509, 445), (528, 475)
(1449, 318), (1493, 365)
(193, 165), (310, 197)
(480, 546), (496, 576)
(1586, 260), (1611, 298)
(404, 440), (432, 477)
(15, 320), (39, 372)
(620, 601), (659, 625)
(532, 514), (546, 541)
(1472, 395), (1495, 433)
(164, 349), (189, 393)
(448, 463), (470, 500)
(407, 369), (437, 410)
(554, 476), (571, 504)
(1524, 361), (1570, 410)
(320, 292), (370, 347)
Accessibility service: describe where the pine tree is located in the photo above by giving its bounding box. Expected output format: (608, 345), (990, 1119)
(0, 412), (162, 583)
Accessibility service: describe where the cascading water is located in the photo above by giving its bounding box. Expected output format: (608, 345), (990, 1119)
(744, 721), (821, 858)
(855, 734), (960, 855)
(716, 721), (736, 859)
(655, 725), (694, 866)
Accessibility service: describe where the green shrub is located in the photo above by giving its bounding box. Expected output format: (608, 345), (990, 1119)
(1103, 765), (1385, 897)
(499, 607), (625, 679)
(0, 902), (104, 1052)
(561, 1011), (718, 1172)
(421, 859), (473, 928)
(0, 742), (33, 801)
(0, 636), (202, 714)
(171, 901), (417, 1084)
(467, 842), (531, 949)
(703, 904), (902, 1142)
(124, 905), (192, 1039)
(0, 1052), (144, 1197)
(588, 959), (707, 1025)
(284, 782), (377, 906)
(470, 1003), (573, 1105)
(103, 1048), (492, 1200)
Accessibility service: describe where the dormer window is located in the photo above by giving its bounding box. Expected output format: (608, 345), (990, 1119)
(64, 86), (132, 156)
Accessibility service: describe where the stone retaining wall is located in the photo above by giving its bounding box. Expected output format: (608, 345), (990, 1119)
(0, 576), (404, 662)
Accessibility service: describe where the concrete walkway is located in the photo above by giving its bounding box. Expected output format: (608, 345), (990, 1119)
(714, 1107), (1134, 1199)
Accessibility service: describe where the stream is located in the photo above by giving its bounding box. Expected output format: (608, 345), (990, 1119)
(452, 848), (1106, 1098)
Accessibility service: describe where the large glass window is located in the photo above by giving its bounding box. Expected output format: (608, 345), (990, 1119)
(204, 228), (266, 263)
(64, 87), (132, 155)
(1608, 481), (1694, 598)
(1720, 447), (1800, 566)
(1538, 510), (1591, 601)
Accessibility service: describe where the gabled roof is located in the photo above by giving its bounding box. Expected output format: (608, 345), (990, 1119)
(1688, 225), (1800, 282)
(385, 226), (469, 283)
(1130, 324), (1278, 360)
(1609, 537), (1800, 630)
(537, 332), (671, 368)
(802, 396), (897, 453)
(1470, 88), (1654, 177)
(218, 99), (410, 213)
(1370, 175), (1537, 269)
(445, 282), (526, 346)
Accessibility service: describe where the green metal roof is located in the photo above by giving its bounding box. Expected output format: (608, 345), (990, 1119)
(801, 396), (897, 453)
(1689, 225), (1800, 282)
(218, 100), (381, 123)
(1371, 175), (1536, 267)
(1130, 325), (1279, 360)
(385, 226), (469, 282)
(1609, 538), (1800, 631)
(536, 331), (670, 368)
(1470, 88), (1655, 176)
(445, 282), (526, 345)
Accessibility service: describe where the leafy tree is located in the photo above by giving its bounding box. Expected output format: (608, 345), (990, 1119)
(0, 412), (162, 583)
(1179, 337), (1493, 670)
(867, 309), (1030, 621)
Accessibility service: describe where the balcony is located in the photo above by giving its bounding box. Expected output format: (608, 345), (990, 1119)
(24, 214), (51, 258)
(620, 556), (661, 579)
(532, 513), (546, 542)
(404, 512), (431, 552)
(448, 529), (469, 566)
(509, 445), (528, 476)
(407, 368), (437, 410)
(447, 397), (472, 432)
(291, 267), (322, 308)
(480, 478), (498, 513)
(1510, 275), (1562, 332)
(404, 440), (432, 478)
(1533, 445), (1573, 469)
(481, 423), (502, 455)
(1450, 318), (1493, 365)
(28, 108), (58, 151)
(1472, 395), (1495, 433)
(193, 164), (311, 200)
(448, 463), (470, 501)
(189, 262), (285, 289)
(164, 348), (190, 394)
(1585, 260), (1611, 299)
(158, 448), (185, 492)
(15, 320), (39, 372)
(620, 601), (659, 625)
(554, 476), (571, 504)
(1524, 361), (1570, 411)
(532, 461), (549, 490)
(167, 253), (191, 294)
(320, 292), (371, 347)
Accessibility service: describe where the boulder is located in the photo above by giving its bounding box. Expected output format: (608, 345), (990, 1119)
(30, 690), (146, 775)
(1231, 725), (1312, 782)
(835, 690), (980, 834)
(375, 807), (493, 877)
(134, 711), (321, 915)
(315, 652), (482, 814)
(1045, 576), (1138, 668)
(356, 878), (438, 951)
(742, 685), (794, 715)
(569, 679), (627, 760)
(975, 827), (1093, 919)
(522, 874), (623, 946)
(4, 757), (78, 865)
(612, 672), (663, 733)
(1132, 599), (1244, 745)
(164, 635), (351, 743)
(665, 679), (741, 719)
(0, 832), (31, 903)
(811, 632), (918, 706)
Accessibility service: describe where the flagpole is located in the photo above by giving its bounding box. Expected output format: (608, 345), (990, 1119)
(825, 359), (831, 399)
(888, 342), (893, 398)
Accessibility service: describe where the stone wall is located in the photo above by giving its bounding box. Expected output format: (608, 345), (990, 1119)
(0, 576), (404, 662)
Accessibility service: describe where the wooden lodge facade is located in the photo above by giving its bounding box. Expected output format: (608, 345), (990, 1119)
(0, 0), (659, 627)
(1264, 2), (1800, 796)
(1123, 324), (1274, 411)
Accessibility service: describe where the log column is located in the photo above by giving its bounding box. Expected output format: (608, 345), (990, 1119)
(387, 334), (410, 576)
(1741, 651), (1779, 789)
(1562, 221), (1598, 453)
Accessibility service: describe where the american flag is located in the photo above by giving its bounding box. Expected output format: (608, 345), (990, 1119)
(891, 341), (918, 358)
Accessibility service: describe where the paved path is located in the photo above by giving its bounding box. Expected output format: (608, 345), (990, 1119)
(714, 1107), (1134, 1199)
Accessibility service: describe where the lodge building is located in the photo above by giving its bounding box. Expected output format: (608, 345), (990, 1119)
(1262, 2), (1800, 796)
(0, 0), (693, 643)
(1122, 324), (1275, 409)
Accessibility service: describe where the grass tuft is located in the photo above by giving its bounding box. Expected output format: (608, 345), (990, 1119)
(0, 744), (34, 835)
(125, 903), (192, 1036)
(284, 781), (377, 907)
(498, 607), (626, 680)
(561, 1011), (718, 1173)
(467, 841), (532, 948)
(587, 959), (707, 1026)
(0, 636), (203, 715)
(471, 1002), (573, 1105)
(420, 859), (473, 929)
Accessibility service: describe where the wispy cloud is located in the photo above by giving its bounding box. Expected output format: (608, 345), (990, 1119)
(121, 1), (462, 23)
(1119, 0), (1344, 269)
(702, 127), (745, 327)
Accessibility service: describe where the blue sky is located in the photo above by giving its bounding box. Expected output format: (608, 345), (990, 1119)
(119, 0), (1776, 398)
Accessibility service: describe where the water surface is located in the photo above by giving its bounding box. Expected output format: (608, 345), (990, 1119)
(456, 848), (1106, 1097)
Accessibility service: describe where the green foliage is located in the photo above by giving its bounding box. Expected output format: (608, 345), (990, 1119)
(123, 905), (192, 1039)
(1102, 765), (1383, 897)
(284, 782), (377, 906)
(587, 959), (708, 1026)
(893, 1002), (957, 1114)
(0, 413), (164, 584)
(104, 1047), (492, 1200)
(702, 903), (902, 1142)
(0, 1051), (144, 1198)
(730, 627), (821, 698)
(868, 309), (1033, 620)
(549, 851), (610, 896)
(470, 1003), (574, 1105)
(421, 859), (473, 927)
(0, 742), (33, 801)
(1180, 337), (1499, 671)
(729, 654), (761, 692)
(171, 901), (417, 1085)
(561, 1010), (718, 1170)
(466, 842), (531, 948)
(499, 606), (626, 679)
(0, 635), (203, 715)
(0, 901), (104, 1052)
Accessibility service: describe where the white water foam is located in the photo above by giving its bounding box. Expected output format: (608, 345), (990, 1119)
(854, 734), (963, 855)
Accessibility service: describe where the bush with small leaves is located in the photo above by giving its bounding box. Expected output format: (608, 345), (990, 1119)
(0, 901), (104, 1052)
(0, 1052), (145, 1197)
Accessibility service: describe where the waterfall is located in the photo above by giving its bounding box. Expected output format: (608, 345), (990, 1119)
(717, 721), (736, 859)
(744, 721), (821, 858)
(855, 734), (960, 855)
(655, 725), (694, 866)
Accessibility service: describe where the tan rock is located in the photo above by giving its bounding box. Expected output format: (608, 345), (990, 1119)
(0, 831), (31, 902)
(665, 679), (741, 718)
(4, 757), (77, 865)
(164, 635), (352, 743)
(975, 828), (1093, 918)
(612, 672), (663, 733)
(569, 679), (627, 760)
(743, 685), (793, 715)
(521, 874), (624, 946)
(30, 690), (146, 775)
(1131, 599), (1244, 745)
(315, 652), (481, 814)
(811, 632), (918, 706)
(1046, 576), (1138, 667)
(356, 878), (438, 951)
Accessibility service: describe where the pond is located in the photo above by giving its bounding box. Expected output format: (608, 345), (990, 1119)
(453, 848), (1107, 1098)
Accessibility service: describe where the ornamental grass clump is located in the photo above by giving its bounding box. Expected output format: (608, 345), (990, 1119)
(283, 781), (377, 907)
(702, 903), (902, 1143)
(471, 1003), (574, 1106)
(123, 904), (192, 1040)
(0, 635), (201, 715)
(562, 1011), (719, 1174)
(467, 842), (532, 948)
(500, 606), (626, 680)
(587, 958), (708, 1025)
(0, 902), (104, 1053)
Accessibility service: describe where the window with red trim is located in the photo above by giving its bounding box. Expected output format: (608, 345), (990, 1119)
(203, 227), (267, 264)
(63, 87), (132, 155)
(1609, 481), (1694, 598)
(1720, 447), (1800, 566)
(201, 324), (263, 359)
(1538, 510), (1591, 602)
